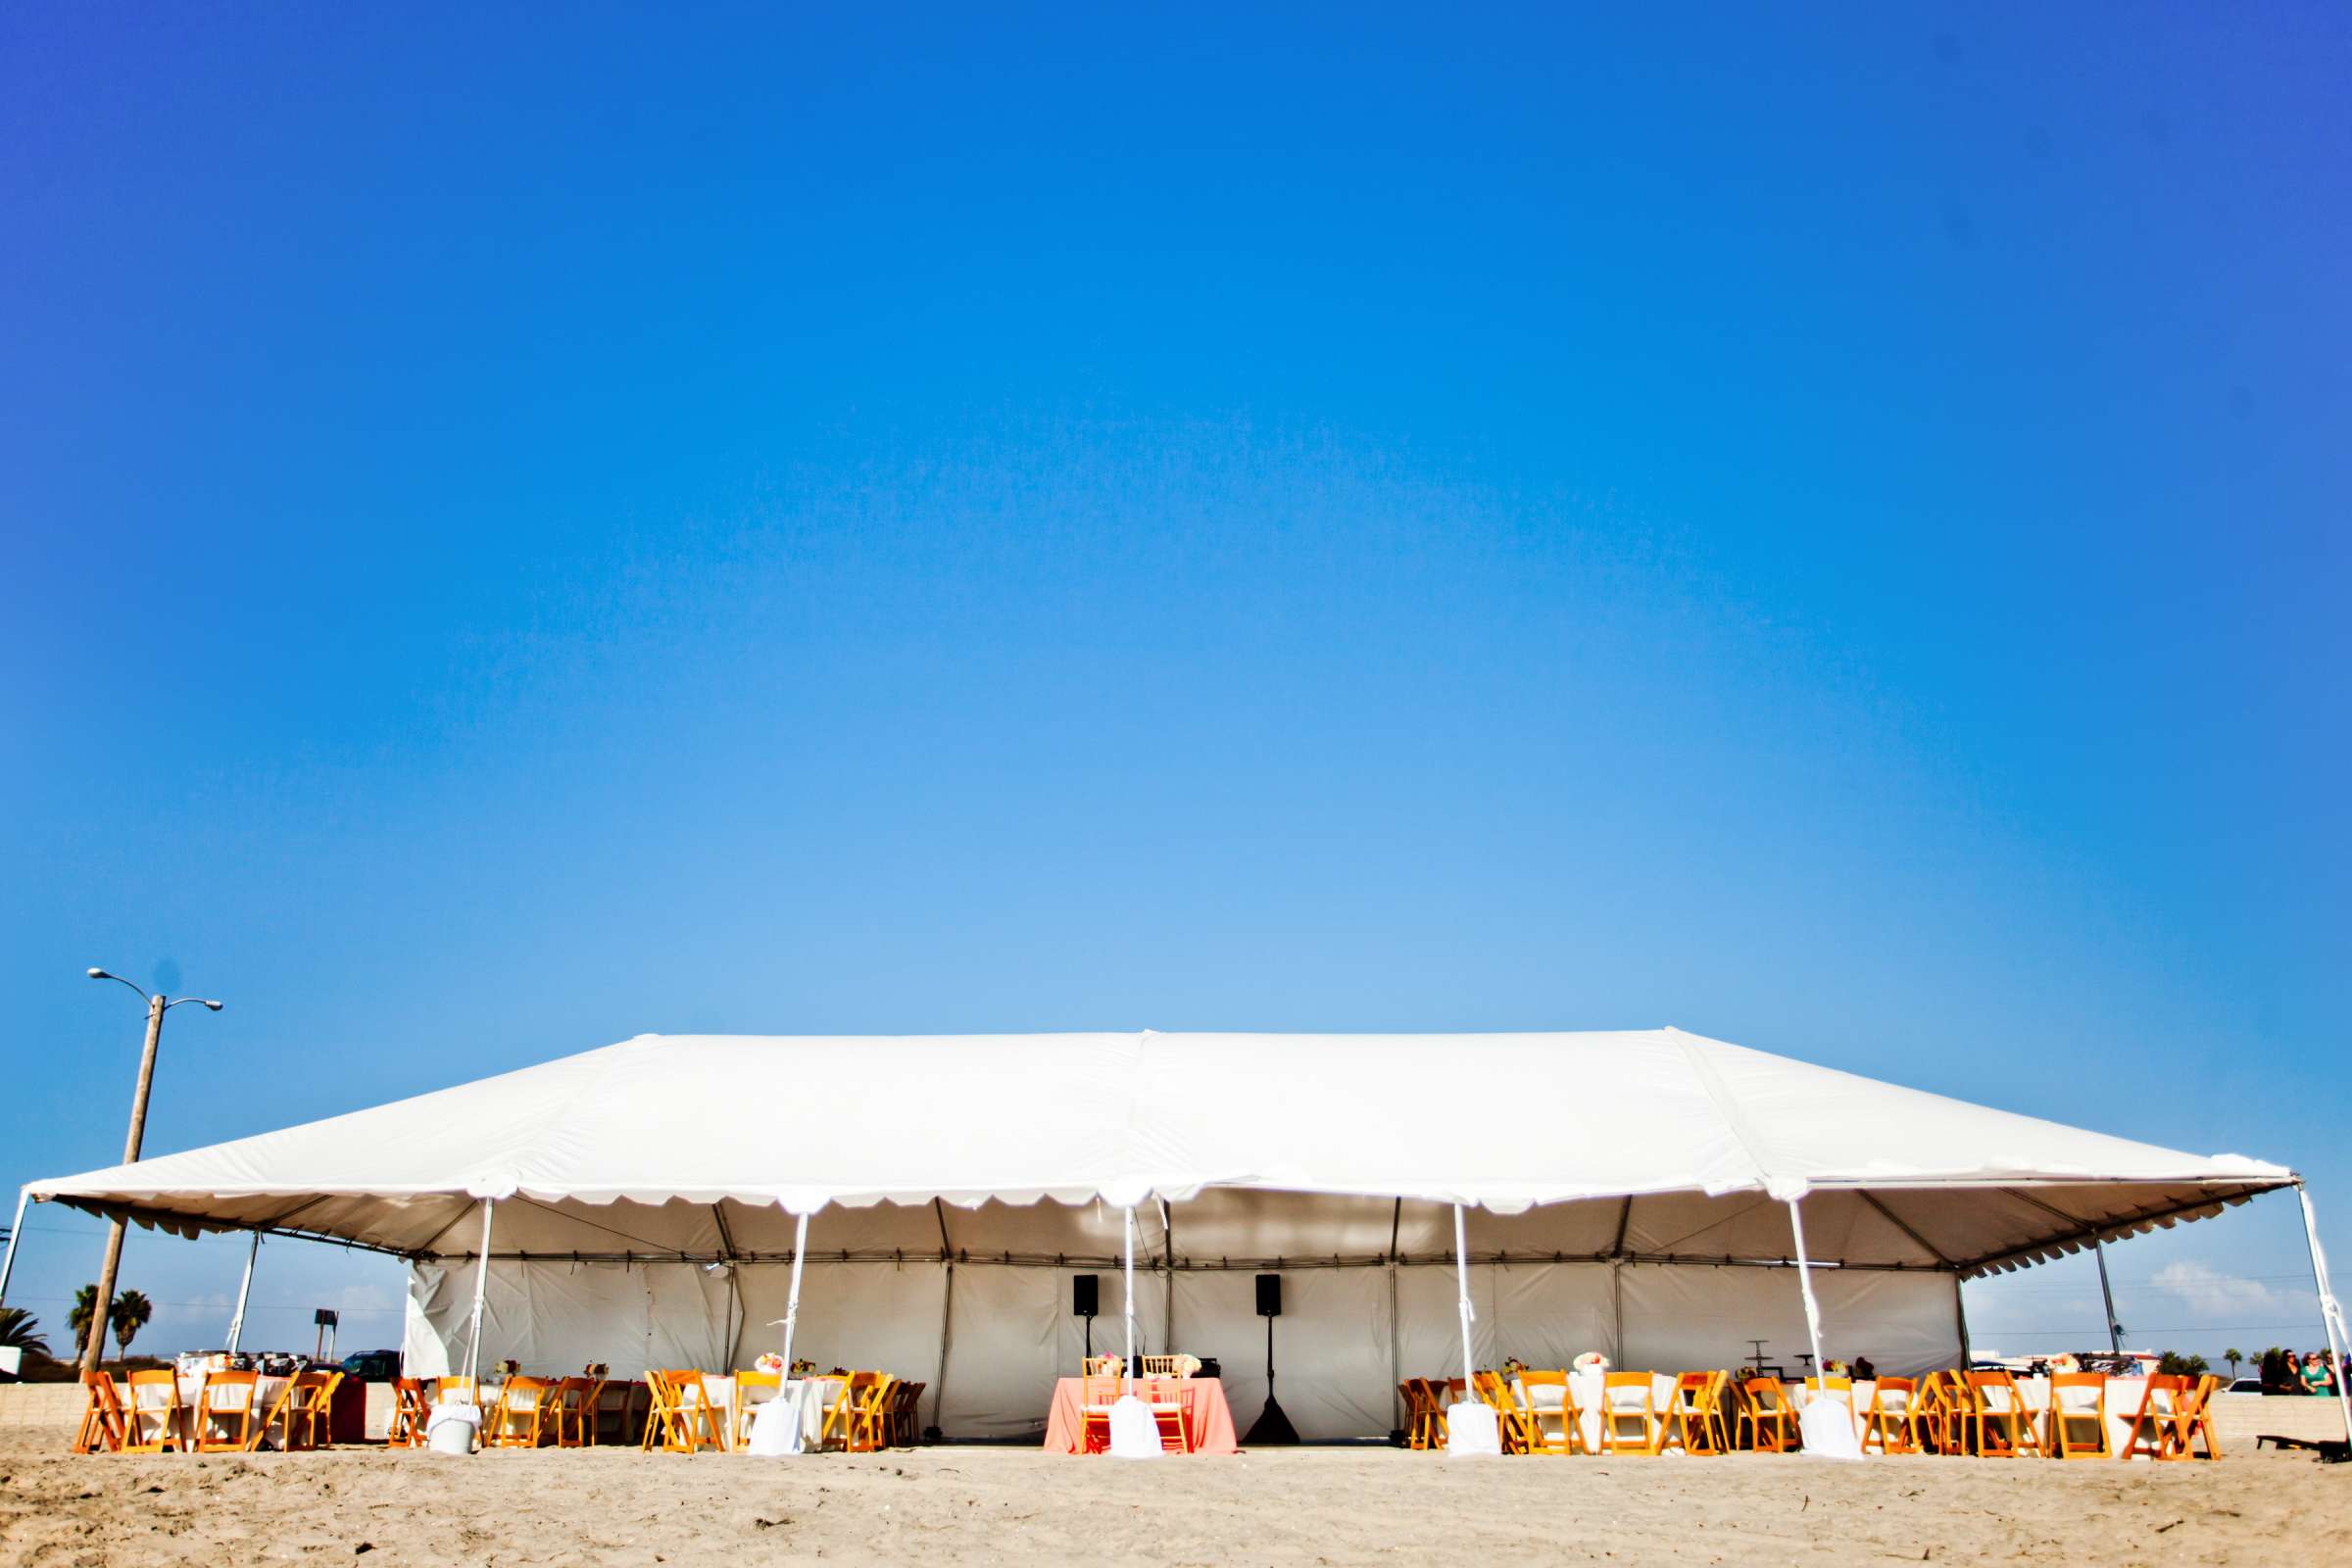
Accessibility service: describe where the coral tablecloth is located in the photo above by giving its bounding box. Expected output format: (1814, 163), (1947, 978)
(1042, 1377), (1239, 1454)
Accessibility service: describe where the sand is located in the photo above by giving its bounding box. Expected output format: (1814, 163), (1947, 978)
(2, 1428), (2344, 1568)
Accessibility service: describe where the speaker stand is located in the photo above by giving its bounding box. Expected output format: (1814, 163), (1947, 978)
(1242, 1315), (1299, 1446)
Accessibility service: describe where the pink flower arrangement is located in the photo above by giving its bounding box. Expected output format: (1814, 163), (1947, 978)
(755, 1352), (786, 1374)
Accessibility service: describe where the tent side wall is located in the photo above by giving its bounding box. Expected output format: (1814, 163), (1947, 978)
(403, 1256), (1962, 1439)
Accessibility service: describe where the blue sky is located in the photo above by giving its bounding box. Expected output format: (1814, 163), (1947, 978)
(2, 3), (2345, 1366)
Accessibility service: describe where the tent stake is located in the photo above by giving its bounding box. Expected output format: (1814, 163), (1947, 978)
(225, 1231), (261, 1352)
(0, 1188), (28, 1311)
(2295, 1184), (2352, 1443)
(464, 1199), (494, 1385)
(1787, 1197), (1829, 1380)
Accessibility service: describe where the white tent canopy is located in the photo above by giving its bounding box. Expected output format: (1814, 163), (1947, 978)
(18, 1030), (2307, 1439)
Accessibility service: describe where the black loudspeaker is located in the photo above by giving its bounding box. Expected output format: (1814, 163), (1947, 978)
(1072, 1274), (1100, 1318)
(1255, 1273), (1282, 1317)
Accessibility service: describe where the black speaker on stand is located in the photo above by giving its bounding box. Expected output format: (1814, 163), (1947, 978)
(1242, 1273), (1299, 1446)
(1073, 1274), (1100, 1364)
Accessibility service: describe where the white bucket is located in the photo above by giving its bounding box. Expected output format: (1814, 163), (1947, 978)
(425, 1402), (480, 1455)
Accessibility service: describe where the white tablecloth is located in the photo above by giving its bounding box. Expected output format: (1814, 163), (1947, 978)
(2014, 1375), (2153, 1457)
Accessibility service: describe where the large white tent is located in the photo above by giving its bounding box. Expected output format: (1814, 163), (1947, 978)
(8, 1029), (2338, 1441)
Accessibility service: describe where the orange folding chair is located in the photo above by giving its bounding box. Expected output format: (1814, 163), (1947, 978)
(388, 1377), (431, 1447)
(1598, 1371), (1658, 1454)
(897, 1381), (928, 1446)
(1514, 1370), (1582, 1454)
(190, 1370), (259, 1452)
(2048, 1373), (2108, 1459)
(644, 1369), (724, 1452)
(122, 1368), (185, 1453)
(1966, 1370), (2044, 1458)
(730, 1370), (783, 1448)
(1860, 1376), (1918, 1454)
(279, 1369), (340, 1450)
(1658, 1372), (1729, 1454)
(2169, 1375), (2222, 1460)
(487, 1375), (554, 1447)
(1077, 1367), (1124, 1453)
(1471, 1370), (1540, 1454)
(2120, 1374), (2187, 1460)
(74, 1370), (128, 1454)
(1736, 1377), (1795, 1451)
(251, 1375), (306, 1452)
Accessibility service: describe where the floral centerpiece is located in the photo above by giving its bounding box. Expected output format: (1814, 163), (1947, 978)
(1171, 1354), (1202, 1378)
(584, 1362), (609, 1378)
(791, 1358), (816, 1376)
(755, 1352), (786, 1375)
(1572, 1351), (1609, 1373)
(499, 1358), (519, 1378)
(1502, 1356), (1528, 1375)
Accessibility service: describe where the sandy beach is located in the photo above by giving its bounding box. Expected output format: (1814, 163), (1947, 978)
(5, 1427), (2344, 1568)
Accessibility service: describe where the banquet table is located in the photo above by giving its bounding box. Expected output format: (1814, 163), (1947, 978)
(2014, 1374), (2152, 1457)
(1042, 1377), (1239, 1454)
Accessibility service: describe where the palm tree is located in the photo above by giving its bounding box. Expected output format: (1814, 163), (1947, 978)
(69, 1285), (102, 1361)
(110, 1291), (154, 1359)
(0, 1306), (49, 1359)
(2224, 1348), (2244, 1380)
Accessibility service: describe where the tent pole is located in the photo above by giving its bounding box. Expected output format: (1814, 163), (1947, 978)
(0, 1189), (28, 1311)
(225, 1231), (261, 1352)
(779, 1210), (809, 1373)
(464, 1199), (494, 1386)
(1451, 1203), (1476, 1385)
(1951, 1272), (1973, 1370)
(1159, 1198), (1175, 1356)
(1122, 1205), (1138, 1390)
(1610, 1260), (1625, 1367)
(2295, 1184), (2352, 1443)
(1786, 1197), (1829, 1380)
(2092, 1238), (2123, 1353)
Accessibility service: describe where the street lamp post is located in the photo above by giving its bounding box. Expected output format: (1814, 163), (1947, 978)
(80, 967), (221, 1373)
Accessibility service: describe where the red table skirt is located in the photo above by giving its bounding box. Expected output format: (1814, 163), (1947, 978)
(1042, 1377), (1240, 1454)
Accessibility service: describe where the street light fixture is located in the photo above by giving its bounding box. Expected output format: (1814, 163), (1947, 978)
(79, 965), (223, 1372)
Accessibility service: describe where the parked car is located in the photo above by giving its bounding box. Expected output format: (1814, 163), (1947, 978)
(2226, 1378), (2264, 1394)
(340, 1348), (401, 1382)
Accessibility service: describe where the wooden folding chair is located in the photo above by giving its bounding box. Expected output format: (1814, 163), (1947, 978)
(1598, 1371), (1658, 1454)
(1658, 1372), (1728, 1455)
(544, 1376), (595, 1447)
(192, 1370), (263, 1452)
(122, 1368), (185, 1453)
(1735, 1377), (1795, 1451)
(1514, 1370), (1581, 1454)
(277, 1370), (339, 1450)
(1907, 1372), (1956, 1454)
(1859, 1376), (1918, 1454)
(1081, 1354), (1124, 1377)
(727, 1370), (782, 1447)
(895, 1380), (927, 1446)
(2047, 1373), (2107, 1459)
(74, 1370), (128, 1454)
(432, 1375), (476, 1407)
(2169, 1375), (2222, 1460)
(1470, 1371), (1538, 1454)
(2119, 1375), (2186, 1461)
(1967, 1370), (2044, 1458)
(644, 1369), (724, 1452)
(1139, 1355), (1184, 1378)
(1396, 1379), (1436, 1449)
(251, 1375), (305, 1452)
(485, 1375), (553, 1447)
(388, 1377), (431, 1447)
(1076, 1368), (1124, 1453)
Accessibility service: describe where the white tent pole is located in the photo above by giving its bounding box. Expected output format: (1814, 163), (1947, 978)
(2295, 1184), (2352, 1442)
(464, 1199), (494, 1385)
(224, 1231), (261, 1352)
(1122, 1204), (1138, 1391)
(780, 1209), (809, 1372)
(1451, 1202), (1476, 1385)
(0, 1189), (28, 1310)
(1787, 1197), (1829, 1380)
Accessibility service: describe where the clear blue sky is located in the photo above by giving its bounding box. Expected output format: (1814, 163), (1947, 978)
(3, 4), (2345, 1366)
